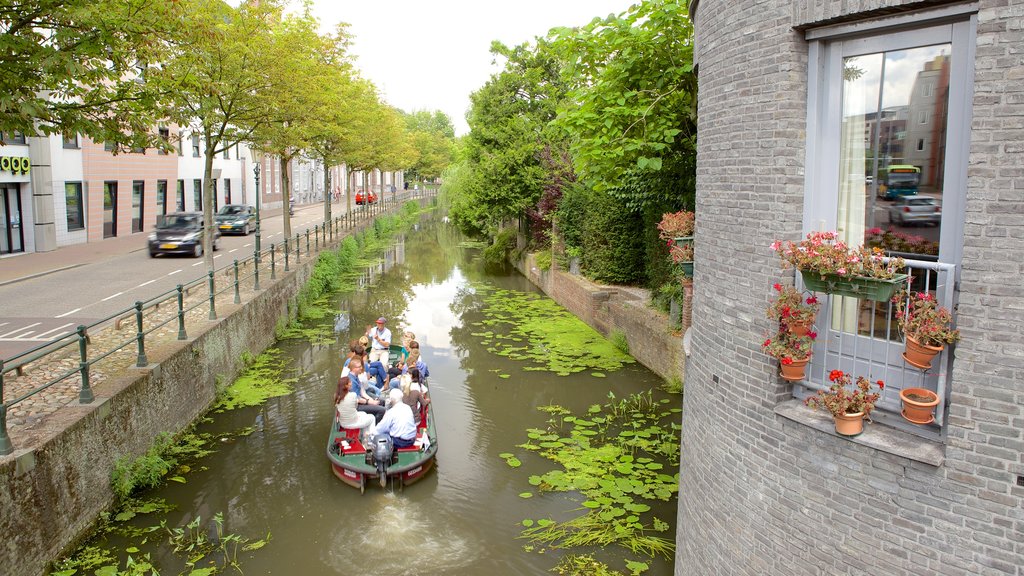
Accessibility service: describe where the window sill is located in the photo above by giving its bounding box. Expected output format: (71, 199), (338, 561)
(774, 399), (944, 467)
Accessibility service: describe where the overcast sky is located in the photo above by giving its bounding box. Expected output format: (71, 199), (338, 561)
(308, 0), (637, 135)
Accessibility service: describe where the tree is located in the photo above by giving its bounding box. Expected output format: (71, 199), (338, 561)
(550, 0), (697, 209)
(155, 0), (282, 269)
(404, 110), (455, 182)
(1, 0), (179, 148)
(248, 4), (326, 244)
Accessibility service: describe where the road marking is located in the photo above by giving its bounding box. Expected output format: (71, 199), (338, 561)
(168, 269), (182, 276)
(243, 243), (251, 247)
(0, 322), (40, 338)
(192, 261), (203, 267)
(137, 279), (157, 288)
(34, 323), (75, 339)
(213, 254), (222, 259)
(228, 249), (237, 253)
(54, 308), (81, 318)
(101, 292), (123, 302)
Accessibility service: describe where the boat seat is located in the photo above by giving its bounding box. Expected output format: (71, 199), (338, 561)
(336, 427), (365, 454)
(395, 429), (427, 453)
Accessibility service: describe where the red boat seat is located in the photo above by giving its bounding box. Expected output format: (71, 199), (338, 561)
(336, 428), (365, 454)
(395, 428), (428, 453)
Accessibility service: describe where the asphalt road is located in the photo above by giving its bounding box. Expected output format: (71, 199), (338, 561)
(0, 200), (385, 359)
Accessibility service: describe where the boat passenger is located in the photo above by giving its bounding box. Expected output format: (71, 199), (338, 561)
(400, 331), (416, 359)
(401, 368), (428, 414)
(341, 358), (385, 423)
(375, 388), (418, 449)
(387, 359), (406, 389)
(343, 343), (381, 400)
(406, 348), (430, 380)
(366, 317), (392, 366)
(335, 373), (376, 443)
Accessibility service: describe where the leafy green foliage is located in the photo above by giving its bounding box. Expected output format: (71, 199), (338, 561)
(535, 250), (553, 271)
(610, 330), (630, 356)
(482, 227), (518, 270)
(111, 435), (177, 501)
(469, 284), (634, 375)
(508, 393), (681, 561)
(551, 0), (697, 203)
(552, 554), (648, 576)
(580, 189), (646, 284)
(213, 348), (296, 411)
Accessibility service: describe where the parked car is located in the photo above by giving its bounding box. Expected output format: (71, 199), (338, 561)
(148, 212), (221, 257)
(215, 204), (256, 235)
(888, 195), (941, 226)
(355, 190), (377, 205)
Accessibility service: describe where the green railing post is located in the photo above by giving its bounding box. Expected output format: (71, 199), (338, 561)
(134, 301), (147, 367)
(78, 325), (93, 403)
(271, 244), (277, 279)
(315, 224), (319, 251)
(0, 361), (12, 456)
(233, 260), (241, 304)
(295, 233), (301, 263)
(284, 238), (290, 271)
(208, 271), (217, 320)
(253, 254), (261, 291)
(176, 284), (187, 340)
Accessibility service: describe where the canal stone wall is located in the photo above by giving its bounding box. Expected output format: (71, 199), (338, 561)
(0, 216), (386, 576)
(515, 253), (686, 385)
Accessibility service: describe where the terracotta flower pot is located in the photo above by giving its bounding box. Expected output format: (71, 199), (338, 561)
(787, 319), (814, 337)
(903, 335), (943, 370)
(833, 411), (865, 436)
(900, 387), (940, 425)
(779, 356), (810, 381)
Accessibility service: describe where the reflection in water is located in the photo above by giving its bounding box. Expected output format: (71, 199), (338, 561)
(102, 215), (675, 575)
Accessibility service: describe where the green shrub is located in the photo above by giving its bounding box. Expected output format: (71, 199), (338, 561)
(111, 433), (176, 501)
(581, 189), (646, 284)
(535, 249), (552, 271)
(610, 329), (630, 355)
(483, 227), (517, 269)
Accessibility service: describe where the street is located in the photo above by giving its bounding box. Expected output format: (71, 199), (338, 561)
(0, 200), (382, 359)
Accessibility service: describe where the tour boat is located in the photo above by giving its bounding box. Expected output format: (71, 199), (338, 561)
(326, 345), (437, 491)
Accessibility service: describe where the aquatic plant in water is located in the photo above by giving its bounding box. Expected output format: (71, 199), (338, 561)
(505, 392), (680, 561)
(214, 348), (297, 411)
(470, 284), (634, 375)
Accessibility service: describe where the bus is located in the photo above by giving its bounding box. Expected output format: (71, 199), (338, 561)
(878, 165), (921, 200)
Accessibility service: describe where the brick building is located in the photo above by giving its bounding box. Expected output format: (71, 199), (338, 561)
(679, 1), (1022, 574)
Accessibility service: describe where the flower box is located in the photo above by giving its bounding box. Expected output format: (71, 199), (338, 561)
(680, 261), (694, 277)
(673, 236), (694, 247)
(800, 270), (908, 302)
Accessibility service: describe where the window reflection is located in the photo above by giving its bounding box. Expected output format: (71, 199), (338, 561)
(840, 45), (950, 262)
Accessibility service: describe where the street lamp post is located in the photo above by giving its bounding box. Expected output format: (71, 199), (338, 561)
(254, 162), (262, 262)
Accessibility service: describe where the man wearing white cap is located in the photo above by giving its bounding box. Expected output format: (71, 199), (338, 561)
(367, 317), (391, 366)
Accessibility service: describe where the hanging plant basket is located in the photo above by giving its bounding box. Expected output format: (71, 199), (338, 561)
(903, 335), (943, 370)
(673, 236), (694, 248)
(680, 261), (694, 278)
(800, 270), (909, 302)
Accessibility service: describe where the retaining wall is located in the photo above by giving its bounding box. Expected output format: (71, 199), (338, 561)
(515, 253), (686, 385)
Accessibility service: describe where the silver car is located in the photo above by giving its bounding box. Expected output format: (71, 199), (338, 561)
(888, 196), (941, 226)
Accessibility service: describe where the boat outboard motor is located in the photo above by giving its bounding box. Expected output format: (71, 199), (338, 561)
(370, 434), (394, 487)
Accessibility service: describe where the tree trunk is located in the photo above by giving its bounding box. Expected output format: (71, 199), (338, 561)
(281, 156), (291, 241)
(323, 164), (331, 224)
(202, 139), (216, 271)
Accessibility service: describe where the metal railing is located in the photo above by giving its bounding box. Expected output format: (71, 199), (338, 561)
(0, 189), (436, 456)
(795, 257), (957, 440)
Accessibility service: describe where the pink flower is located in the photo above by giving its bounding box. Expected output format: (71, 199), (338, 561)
(807, 331), (817, 339)
(770, 241), (781, 251)
(837, 267), (847, 275)
(773, 283), (782, 292)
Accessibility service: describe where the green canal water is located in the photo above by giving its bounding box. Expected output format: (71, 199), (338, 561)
(70, 215), (679, 575)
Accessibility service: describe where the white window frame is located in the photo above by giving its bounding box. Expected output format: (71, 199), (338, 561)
(802, 5), (976, 440)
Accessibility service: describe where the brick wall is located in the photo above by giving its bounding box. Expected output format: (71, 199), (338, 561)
(679, 1), (1024, 574)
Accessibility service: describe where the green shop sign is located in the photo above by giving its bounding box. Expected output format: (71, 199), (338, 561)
(0, 156), (31, 175)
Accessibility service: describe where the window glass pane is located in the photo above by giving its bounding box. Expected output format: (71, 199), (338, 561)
(104, 182), (117, 238)
(157, 180), (167, 216)
(132, 181), (144, 232)
(65, 183), (84, 230)
(193, 179), (202, 210)
(176, 180), (185, 211)
(842, 45), (950, 261)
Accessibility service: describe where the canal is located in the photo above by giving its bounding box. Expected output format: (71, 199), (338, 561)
(70, 213), (678, 575)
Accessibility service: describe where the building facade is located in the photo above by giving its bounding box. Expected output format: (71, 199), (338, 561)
(0, 127), (381, 256)
(679, 1), (1022, 574)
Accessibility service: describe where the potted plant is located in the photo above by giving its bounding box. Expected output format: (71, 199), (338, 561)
(767, 283), (820, 337)
(770, 231), (908, 302)
(899, 388), (940, 424)
(671, 242), (694, 278)
(762, 331), (814, 381)
(657, 210), (695, 246)
(805, 370), (884, 436)
(893, 290), (960, 370)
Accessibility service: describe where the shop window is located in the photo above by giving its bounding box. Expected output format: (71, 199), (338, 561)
(800, 8), (975, 439)
(158, 128), (170, 155)
(65, 182), (84, 230)
(157, 180), (168, 216)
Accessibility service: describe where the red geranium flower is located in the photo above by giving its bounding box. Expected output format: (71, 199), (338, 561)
(781, 357), (794, 365)
(877, 380), (885, 389)
(773, 283), (782, 292)
(829, 369), (844, 382)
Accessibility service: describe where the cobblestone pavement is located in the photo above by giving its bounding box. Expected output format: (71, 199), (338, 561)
(0, 195), (429, 454)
